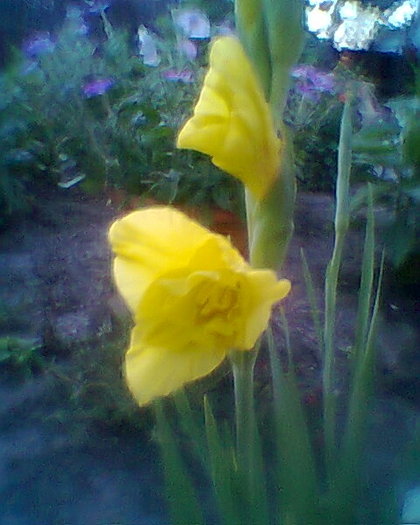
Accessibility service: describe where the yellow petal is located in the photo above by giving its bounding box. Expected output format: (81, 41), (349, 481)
(177, 36), (282, 200)
(239, 273), (291, 349)
(108, 207), (292, 405)
(125, 325), (226, 406)
(188, 235), (245, 272)
(109, 207), (214, 312)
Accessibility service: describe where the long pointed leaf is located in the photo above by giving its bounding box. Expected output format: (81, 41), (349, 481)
(173, 389), (207, 466)
(335, 253), (385, 524)
(154, 401), (205, 525)
(204, 396), (243, 525)
(301, 248), (323, 353)
(267, 324), (320, 524)
(353, 183), (375, 360)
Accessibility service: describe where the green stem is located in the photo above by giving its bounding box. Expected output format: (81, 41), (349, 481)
(269, 66), (291, 130)
(322, 95), (353, 479)
(246, 129), (296, 271)
(235, 0), (272, 99)
(230, 349), (258, 485)
(322, 231), (345, 473)
(230, 345), (270, 524)
(100, 10), (114, 40)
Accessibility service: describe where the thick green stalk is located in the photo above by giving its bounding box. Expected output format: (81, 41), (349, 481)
(322, 95), (353, 477)
(230, 349), (258, 489)
(263, 0), (305, 123)
(262, 0), (305, 69)
(229, 347), (269, 525)
(269, 68), (292, 130)
(236, 0), (304, 273)
(246, 128), (296, 271)
(235, 0), (272, 98)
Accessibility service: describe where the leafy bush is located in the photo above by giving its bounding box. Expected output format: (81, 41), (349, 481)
(352, 91), (419, 272)
(48, 331), (153, 438)
(0, 336), (44, 378)
(285, 64), (344, 192)
(0, 6), (239, 227)
(0, 66), (51, 227)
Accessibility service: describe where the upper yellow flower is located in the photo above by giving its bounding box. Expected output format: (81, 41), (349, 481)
(109, 207), (290, 406)
(177, 36), (282, 201)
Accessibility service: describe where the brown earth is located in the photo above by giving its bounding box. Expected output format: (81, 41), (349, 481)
(0, 185), (418, 524)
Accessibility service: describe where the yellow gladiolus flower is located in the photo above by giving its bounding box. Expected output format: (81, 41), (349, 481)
(109, 207), (290, 406)
(177, 36), (282, 201)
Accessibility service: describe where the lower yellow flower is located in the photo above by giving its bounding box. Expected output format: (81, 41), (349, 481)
(177, 36), (282, 201)
(109, 207), (290, 406)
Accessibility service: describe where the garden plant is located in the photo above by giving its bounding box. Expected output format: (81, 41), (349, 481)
(107, 1), (418, 524)
(0, 3), (240, 229)
(0, 0), (418, 523)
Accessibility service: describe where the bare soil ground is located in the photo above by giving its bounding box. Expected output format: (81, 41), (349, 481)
(0, 186), (418, 524)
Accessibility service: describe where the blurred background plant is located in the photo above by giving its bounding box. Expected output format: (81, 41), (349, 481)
(285, 62), (344, 192)
(47, 332), (153, 442)
(283, 38), (419, 283)
(351, 70), (419, 279)
(0, 336), (44, 379)
(0, 3), (241, 229)
(2, 1), (417, 229)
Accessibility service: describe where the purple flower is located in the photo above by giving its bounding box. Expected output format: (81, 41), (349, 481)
(163, 69), (194, 83)
(82, 78), (114, 97)
(291, 64), (335, 101)
(23, 32), (55, 58)
(86, 0), (111, 13)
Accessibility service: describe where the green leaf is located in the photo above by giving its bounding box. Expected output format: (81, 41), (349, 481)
(300, 249), (323, 353)
(267, 323), (320, 525)
(154, 400), (204, 525)
(386, 215), (418, 268)
(173, 389), (206, 466)
(204, 396), (243, 525)
(353, 183), (375, 360)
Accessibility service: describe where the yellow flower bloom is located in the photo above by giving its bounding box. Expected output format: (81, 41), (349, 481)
(109, 207), (290, 406)
(177, 36), (282, 201)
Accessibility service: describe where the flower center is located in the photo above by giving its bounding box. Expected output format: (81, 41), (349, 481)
(194, 280), (240, 321)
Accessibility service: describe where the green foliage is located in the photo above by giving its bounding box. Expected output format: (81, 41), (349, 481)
(0, 336), (44, 377)
(155, 400), (205, 525)
(48, 331), (151, 438)
(0, 8), (239, 227)
(352, 95), (420, 271)
(152, 95), (405, 525)
(0, 63), (51, 227)
(285, 74), (343, 192)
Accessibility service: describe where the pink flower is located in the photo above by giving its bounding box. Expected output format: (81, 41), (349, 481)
(291, 64), (335, 102)
(163, 69), (194, 83)
(82, 77), (114, 97)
